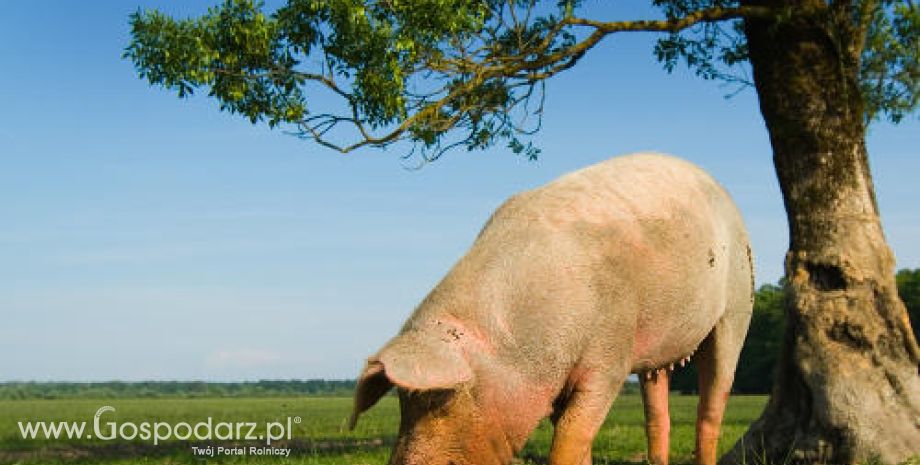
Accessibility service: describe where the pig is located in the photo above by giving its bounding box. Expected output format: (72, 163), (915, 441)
(349, 153), (754, 465)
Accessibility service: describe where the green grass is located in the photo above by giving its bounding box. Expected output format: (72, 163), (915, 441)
(0, 394), (767, 465)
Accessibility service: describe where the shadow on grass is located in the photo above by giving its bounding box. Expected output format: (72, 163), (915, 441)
(516, 453), (692, 465)
(2, 440), (704, 465)
(0, 436), (396, 464)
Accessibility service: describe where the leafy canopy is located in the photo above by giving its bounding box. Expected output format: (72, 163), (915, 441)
(126, 0), (918, 161)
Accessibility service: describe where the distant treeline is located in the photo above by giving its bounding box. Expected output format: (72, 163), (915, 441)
(4, 270), (918, 399)
(671, 267), (920, 394)
(0, 380), (356, 400)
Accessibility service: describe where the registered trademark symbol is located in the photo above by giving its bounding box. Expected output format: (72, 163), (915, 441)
(294, 416), (302, 424)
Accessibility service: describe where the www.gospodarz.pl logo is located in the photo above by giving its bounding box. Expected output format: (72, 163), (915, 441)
(17, 406), (302, 446)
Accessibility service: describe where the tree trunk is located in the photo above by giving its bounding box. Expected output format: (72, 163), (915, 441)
(722, 2), (920, 464)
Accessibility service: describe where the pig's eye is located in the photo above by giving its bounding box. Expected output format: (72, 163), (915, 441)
(421, 389), (454, 410)
(398, 388), (455, 414)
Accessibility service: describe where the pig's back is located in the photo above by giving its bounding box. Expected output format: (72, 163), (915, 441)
(472, 152), (752, 374)
(517, 153), (737, 231)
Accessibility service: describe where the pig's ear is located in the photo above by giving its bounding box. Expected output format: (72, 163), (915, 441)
(348, 331), (472, 429)
(375, 331), (473, 391)
(349, 360), (392, 430)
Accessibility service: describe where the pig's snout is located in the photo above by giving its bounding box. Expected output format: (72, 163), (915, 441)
(388, 400), (512, 465)
(387, 428), (512, 465)
(351, 331), (515, 465)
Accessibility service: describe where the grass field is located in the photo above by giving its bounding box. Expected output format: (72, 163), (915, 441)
(0, 394), (767, 465)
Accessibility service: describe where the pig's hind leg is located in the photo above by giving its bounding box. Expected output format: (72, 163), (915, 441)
(693, 306), (751, 465)
(640, 370), (671, 465)
(548, 370), (628, 465)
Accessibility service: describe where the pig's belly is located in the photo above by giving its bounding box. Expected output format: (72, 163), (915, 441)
(627, 277), (727, 374)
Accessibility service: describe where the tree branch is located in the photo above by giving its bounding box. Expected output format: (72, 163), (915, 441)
(565, 5), (773, 33)
(287, 4), (777, 155)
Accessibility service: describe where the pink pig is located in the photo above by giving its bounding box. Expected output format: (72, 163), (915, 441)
(350, 153), (754, 465)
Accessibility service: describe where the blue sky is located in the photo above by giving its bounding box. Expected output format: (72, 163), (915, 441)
(1, 1), (917, 381)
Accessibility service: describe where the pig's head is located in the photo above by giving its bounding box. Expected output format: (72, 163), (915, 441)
(349, 330), (514, 465)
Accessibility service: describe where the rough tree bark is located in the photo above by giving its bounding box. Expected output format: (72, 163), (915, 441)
(721, 2), (920, 464)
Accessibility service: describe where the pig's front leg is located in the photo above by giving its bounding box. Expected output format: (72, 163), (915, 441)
(549, 372), (625, 465)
